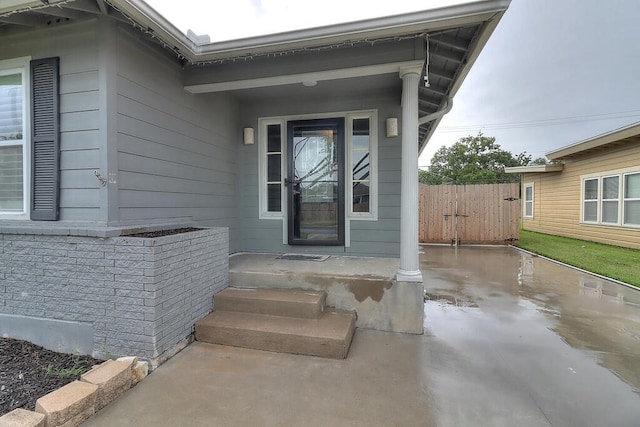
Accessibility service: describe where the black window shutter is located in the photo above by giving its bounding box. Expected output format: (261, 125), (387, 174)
(30, 57), (60, 221)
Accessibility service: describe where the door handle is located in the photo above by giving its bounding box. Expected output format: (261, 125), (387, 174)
(284, 178), (300, 187)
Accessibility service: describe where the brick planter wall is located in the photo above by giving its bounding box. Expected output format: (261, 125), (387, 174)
(0, 227), (228, 363)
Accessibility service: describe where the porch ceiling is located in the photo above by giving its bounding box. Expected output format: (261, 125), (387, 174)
(0, 0), (510, 151)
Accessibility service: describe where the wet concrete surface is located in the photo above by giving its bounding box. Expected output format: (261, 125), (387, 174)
(421, 245), (640, 426)
(82, 246), (640, 426)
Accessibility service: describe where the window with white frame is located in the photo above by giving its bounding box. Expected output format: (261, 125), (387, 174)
(624, 172), (640, 226)
(523, 183), (533, 218)
(601, 175), (619, 224)
(0, 62), (27, 215)
(258, 111), (378, 220)
(258, 119), (285, 218)
(347, 111), (377, 219)
(582, 171), (640, 227)
(583, 178), (598, 223)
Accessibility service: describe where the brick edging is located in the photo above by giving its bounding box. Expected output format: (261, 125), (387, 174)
(0, 357), (148, 427)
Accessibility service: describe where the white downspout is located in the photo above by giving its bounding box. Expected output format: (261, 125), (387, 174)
(418, 96), (453, 126)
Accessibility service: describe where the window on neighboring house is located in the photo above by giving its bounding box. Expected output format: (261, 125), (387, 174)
(523, 183), (533, 218)
(581, 171), (640, 227)
(0, 66), (26, 215)
(601, 175), (619, 224)
(583, 178), (598, 222)
(624, 172), (640, 226)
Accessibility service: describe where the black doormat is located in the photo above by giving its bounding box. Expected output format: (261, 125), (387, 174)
(276, 254), (330, 262)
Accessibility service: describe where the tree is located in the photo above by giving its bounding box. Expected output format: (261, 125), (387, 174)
(529, 156), (561, 166)
(529, 157), (549, 165)
(419, 133), (531, 184)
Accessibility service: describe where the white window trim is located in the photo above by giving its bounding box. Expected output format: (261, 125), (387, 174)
(600, 174), (620, 225)
(0, 57), (31, 219)
(257, 109), (379, 247)
(623, 171), (640, 227)
(346, 111), (378, 221)
(523, 182), (534, 219)
(258, 117), (285, 220)
(582, 177), (599, 224)
(580, 168), (640, 229)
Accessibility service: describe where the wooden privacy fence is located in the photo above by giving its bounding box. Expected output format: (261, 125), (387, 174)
(419, 182), (520, 245)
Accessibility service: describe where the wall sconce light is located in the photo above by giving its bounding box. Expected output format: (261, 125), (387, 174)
(243, 127), (255, 145)
(386, 118), (398, 138)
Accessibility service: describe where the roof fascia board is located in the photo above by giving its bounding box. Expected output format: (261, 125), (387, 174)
(546, 122), (640, 159)
(196, 1), (510, 61)
(185, 60), (424, 94)
(504, 164), (564, 174)
(107, 0), (197, 56)
(108, 0), (510, 63)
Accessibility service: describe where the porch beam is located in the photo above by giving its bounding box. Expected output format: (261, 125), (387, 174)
(185, 60), (424, 93)
(396, 65), (423, 283)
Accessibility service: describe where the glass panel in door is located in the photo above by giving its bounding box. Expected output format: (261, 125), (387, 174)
(287, 118), (344, 245)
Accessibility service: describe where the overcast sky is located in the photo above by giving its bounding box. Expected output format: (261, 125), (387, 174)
(145, 0), (640, 167)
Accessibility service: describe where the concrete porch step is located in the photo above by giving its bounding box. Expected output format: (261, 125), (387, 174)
(215, 287), (326, 319)
(194, 309), (356, 359)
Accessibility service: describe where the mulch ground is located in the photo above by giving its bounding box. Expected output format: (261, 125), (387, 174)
(0, 338), (102, 416)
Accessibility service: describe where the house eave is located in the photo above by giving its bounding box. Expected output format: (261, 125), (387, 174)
(505, 164), (564, 174)
(106, 0), (510, 64)
(0, 0), (69, 16)
(546, 121), (640, 160)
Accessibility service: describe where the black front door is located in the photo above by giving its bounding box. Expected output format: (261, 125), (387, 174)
(286, 118), (345, 246)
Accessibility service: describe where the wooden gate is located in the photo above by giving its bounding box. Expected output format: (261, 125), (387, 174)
(419, 183), (520, 245)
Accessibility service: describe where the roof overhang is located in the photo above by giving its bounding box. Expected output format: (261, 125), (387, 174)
(1, 0), (511, 149)
(546, 121), (640, 160)
(505, 164), (564, 174)
(105, 0), (509, 64)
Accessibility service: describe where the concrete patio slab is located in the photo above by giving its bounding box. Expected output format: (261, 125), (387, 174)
(82, 246), (640, 427)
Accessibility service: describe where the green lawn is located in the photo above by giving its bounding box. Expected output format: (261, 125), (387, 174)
(517, 230), (640, 287)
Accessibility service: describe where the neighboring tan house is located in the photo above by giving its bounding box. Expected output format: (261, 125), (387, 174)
(0, 0), (510, 360)
(506, 122), (640, 250)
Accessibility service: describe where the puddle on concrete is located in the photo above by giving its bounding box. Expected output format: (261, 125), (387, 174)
(421, 245), (640, 395)
(424, 292), (479, 308)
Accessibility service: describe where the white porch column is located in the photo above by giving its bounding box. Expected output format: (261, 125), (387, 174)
(396, 66), (423, 283)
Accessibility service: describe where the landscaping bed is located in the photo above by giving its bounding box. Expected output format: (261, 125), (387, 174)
(0, 338), (101, 416)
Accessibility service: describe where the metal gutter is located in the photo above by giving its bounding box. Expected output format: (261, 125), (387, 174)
(546, 121), (640, 160)
(0, 0), (69, 16)
(504, 164), (564, 174)
(108, 0), (510, 63)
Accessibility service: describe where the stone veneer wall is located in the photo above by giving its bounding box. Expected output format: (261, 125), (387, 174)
(0, 227), (228, 363)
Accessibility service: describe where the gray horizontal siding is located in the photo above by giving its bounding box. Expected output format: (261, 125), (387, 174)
(235, 94), (402, 257)
(1, 20), (104, 222)
(114, 28), (238, 230)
